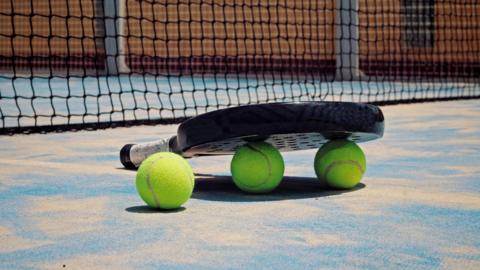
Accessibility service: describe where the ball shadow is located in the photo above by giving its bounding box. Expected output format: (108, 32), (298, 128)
(125, 205), (186, 214)
(192, 174), (365, 202)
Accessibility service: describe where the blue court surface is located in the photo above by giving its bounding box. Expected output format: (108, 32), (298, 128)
(1, 99), (479, 269)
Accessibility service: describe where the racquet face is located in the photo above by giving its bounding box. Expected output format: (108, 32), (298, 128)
(174, 102), (384, 157)
(184, 131), (380, 157)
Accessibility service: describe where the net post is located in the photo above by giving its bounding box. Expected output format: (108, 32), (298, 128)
(335, 0), (365, 81)
(104, 0), (130, 75)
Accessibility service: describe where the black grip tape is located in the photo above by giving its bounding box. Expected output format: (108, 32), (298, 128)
(120, 144), (136, 170)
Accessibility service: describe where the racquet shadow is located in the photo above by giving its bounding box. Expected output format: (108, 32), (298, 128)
(192, 173), (365, 202)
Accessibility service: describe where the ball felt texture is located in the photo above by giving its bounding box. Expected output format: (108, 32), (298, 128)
(314, 140), (366, 189)
(230, 142), (285, 193)
(136, 152), (195, 209)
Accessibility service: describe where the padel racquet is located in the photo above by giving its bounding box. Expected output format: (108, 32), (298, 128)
(120, 102), (384, 169)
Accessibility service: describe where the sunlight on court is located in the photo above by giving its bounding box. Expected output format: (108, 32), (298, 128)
(1, 100), (480, 269)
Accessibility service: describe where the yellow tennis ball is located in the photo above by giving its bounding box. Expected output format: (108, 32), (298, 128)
(230, 141), (285, 193)
(314, 140), (366, 189)
(136, 152), (195, 209)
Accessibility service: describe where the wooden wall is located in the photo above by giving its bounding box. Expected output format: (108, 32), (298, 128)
(359, 0), (480, 61)
(358, 0), (480, 77)
(124, 0), (336, 74)
(0, 0), (478, 77)
(0, 0), (104, 73)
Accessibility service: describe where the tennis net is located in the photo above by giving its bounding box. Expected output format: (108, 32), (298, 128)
(1, 0), (479, 134)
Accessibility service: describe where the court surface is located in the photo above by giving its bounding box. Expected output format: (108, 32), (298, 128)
(1, 99), (479, 269)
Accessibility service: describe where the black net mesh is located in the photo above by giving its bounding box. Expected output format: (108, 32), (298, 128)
(1, 0), (479, 134)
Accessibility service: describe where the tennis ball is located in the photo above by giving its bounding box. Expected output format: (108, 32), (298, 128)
(136, 152), (195, 209)
(230, 141), (285, 193)
(314, 139), (366, 189)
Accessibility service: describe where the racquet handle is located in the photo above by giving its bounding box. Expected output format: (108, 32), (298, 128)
(120, 136), (178, 169)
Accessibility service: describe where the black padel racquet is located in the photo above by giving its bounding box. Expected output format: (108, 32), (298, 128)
(120, 102), (384, 169)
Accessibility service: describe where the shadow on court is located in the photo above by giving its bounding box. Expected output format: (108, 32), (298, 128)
(192, 174), (365, 202)
(125, 206), (186, 214)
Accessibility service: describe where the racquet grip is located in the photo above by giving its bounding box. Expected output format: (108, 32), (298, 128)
(120, 136), (176, 169)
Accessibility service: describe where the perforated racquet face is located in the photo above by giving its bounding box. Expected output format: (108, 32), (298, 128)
(183, 131), (381, 157)
(171, 102), (384, 157)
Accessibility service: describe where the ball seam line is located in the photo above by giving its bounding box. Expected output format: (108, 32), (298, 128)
(241, 144), (272, 188)
(323, 160), (365, 180)
(145, 156), (166, 208)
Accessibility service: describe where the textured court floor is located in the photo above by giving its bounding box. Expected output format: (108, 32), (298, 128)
(1, 100), (479, 269)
